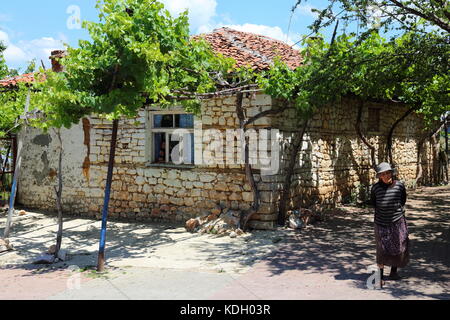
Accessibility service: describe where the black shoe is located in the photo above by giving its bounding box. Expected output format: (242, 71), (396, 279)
(388, 273), (401, 280)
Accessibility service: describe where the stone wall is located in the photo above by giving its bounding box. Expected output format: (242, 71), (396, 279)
(274, 97), (433, 211)
(17, 93), (433, 230)
(17, 93), (278, 229)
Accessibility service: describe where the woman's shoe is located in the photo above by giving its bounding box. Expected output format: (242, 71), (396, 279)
(388, 273), (401, 280)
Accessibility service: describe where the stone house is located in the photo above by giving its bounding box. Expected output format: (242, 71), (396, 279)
(1, 28), (435, 229)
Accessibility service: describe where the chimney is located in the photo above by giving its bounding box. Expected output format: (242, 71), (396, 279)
(49, 50), (67, 72)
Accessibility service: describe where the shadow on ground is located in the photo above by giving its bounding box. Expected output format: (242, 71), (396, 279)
(1, 186), (448, 299)
(251, 185), (450, 299)
(0, 209), (282, 277)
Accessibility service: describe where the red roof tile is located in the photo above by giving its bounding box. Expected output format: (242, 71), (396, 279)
(1, 28), (302, 86)
(0, 72), (41, 88)
(195, 27), (303, 71)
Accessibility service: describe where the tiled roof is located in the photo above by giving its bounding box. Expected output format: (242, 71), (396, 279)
(1, 28), (302, 86)
(196, 27), (303, 71)
(0, 72), (40, 88)
(0, 50), (61, 87)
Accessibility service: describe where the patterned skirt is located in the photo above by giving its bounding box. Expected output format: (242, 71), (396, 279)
(374, 215), (410, 267)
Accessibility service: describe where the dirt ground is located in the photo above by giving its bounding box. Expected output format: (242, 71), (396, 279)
(0, 207), (288, 274)
(0, 185), (449, 300)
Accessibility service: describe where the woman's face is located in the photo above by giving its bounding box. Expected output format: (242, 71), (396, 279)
(379, 171), (393, 184)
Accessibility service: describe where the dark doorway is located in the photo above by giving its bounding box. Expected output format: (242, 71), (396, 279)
(0, 134), (17, 208)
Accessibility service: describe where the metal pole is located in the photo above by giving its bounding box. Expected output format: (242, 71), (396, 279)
(97, 119), (119, 272)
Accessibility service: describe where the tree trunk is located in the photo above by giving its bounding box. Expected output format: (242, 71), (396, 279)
(233, 94), (299, 229)
(415, 138), (425, 186)
(278, 119), (309, 226)
(97, 119), (119, 272)
(234, 92), (260, 230)
(355, 99), (377, 169)
(431, 133), (440, 184)
(386, 106), (415, 165)
(97, 63), (120, 272)
(415, 121), (446, 185)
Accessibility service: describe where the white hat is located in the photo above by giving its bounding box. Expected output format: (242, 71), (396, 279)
(376, 162), (393, 178)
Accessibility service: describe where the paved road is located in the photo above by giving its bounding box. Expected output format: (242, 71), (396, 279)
(1, 185), (449, 300)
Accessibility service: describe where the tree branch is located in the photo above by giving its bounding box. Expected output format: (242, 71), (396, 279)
(355, 98), (377, 168)
(388, 0), (450, 32)
(386, 106), (417, 165)
(278, 118), (309, 225)
(245, 103), (290, 127)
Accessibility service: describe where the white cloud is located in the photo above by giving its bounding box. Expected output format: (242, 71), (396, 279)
(218, 23), (300, 48)
(224, 24), (288, 42)
(0, 29), (66, 70)
(0, 30), (9, 43)
(160, 0), (217, 33)
(0, 30), (28, 64)
(158, 0), (299, 47)
(295, 4), (320, 18)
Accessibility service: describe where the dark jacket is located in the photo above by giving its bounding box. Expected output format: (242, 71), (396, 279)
(369, 180), (407, 226)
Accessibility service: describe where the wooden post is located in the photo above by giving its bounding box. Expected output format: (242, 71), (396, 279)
(97, 119), (119, 272)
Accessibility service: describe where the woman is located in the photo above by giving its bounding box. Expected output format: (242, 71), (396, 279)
(370, 162), (410, 288)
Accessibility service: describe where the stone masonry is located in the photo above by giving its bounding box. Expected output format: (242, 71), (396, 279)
(17, 93), (433, 229)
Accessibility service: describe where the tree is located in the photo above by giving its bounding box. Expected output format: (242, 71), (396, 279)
(30, 0), (241, 271)
(294, 0), (450, 36)
(288, 1), (449, 189)
(255, 22), (449, 219)
(0, 42), (8, 80)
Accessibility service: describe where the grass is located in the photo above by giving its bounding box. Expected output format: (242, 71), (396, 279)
(67, 265), (111, 279)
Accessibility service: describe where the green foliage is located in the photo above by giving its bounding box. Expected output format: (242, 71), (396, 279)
(258, 29), (449, 128)
(24, 59), (36, 74)
(0, 41), (8, 80)
(286, 1), (449, 129)
(0, 83), (31, 137)
(297, 0), (450, 36)
(0, 43), (35, 137)
(0, 41), (22, 78)
(32, 0), (235, 130)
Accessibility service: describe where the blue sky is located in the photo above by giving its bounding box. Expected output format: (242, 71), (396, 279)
(0, 0), (335, 72)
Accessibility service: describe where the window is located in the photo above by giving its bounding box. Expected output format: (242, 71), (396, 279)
(148, 112), (195, 165)
(368, 108), (380, 132)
